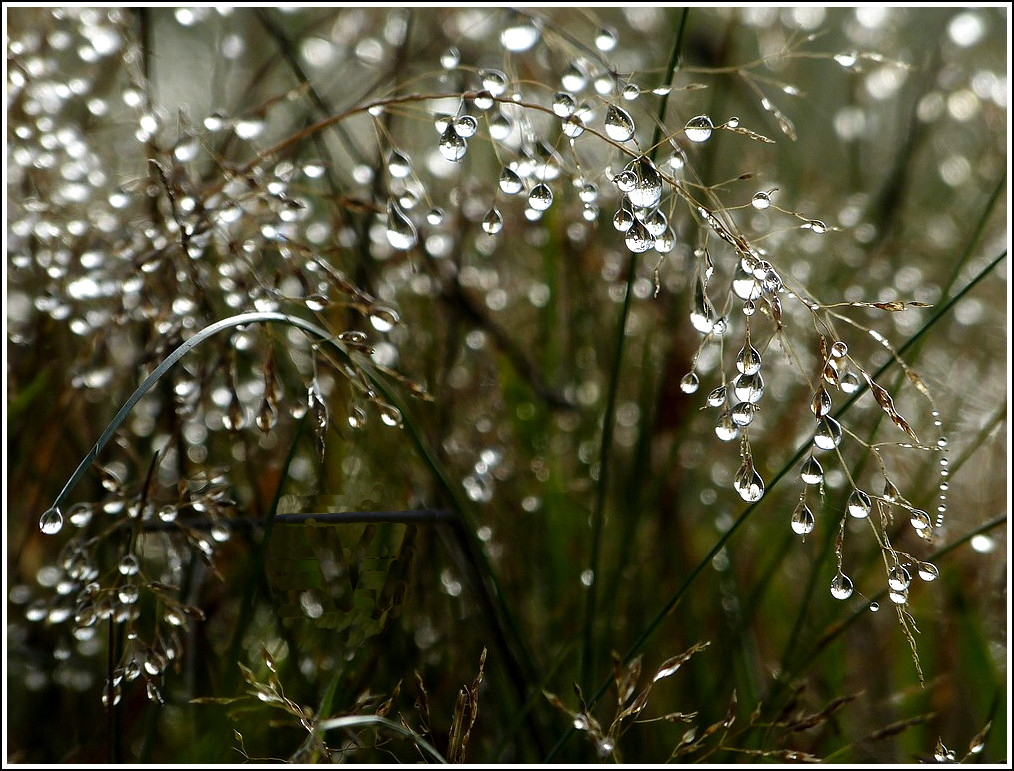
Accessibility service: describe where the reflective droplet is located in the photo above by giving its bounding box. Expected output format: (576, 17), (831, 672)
(481, 69), (508, 96)
(734, 460), (765, 502)
(800, 455), (823, 485)
(830, 571), (853, 600)
(706, 386), (727, 408)
(612, 203), (634, 233)
(624, 219), (653, 253)
(489, 111), (513, 141)
(685, 115), (714, 142)
(916, 561), (939, 582)
(438, 124), (467, 162)
(370, 307), (400, 332)
(621, 83), (640, 101)
(736, 344), (762, 375)
(255, 397), (277, 432)
(830, 341), (848, 358)
(887, 564), (911, 591)
(594, 26), (617, 52)
(552, 91), (576, 117)
(811, 387), (832, 417)
(211, 521), (231, 543)
(498, 167), (523, 195)
(118, 553), (140, 577)
(679, 372), (699, 394)
(67, 503), (92, 528)
(732, 372), (764, 403)
(654, 228), (675, 254)
(715, 411), (739, 442)
(561, 63), (586, 92)
(118, 584), (139, 604)
(158, 505), (178, 523)
(379, 403), (402, 428)
(453, 115), (478, 138)
(813, 416), (843, 450)
(386, 200), (418, 250)
(604, 105), (635, 142)
(482, 207), (503, 235)
(690, 275), (716, 334)
(224, 391), (244, 431)
(500, 12), (540, 52)
(751, 191), (772, 210)
(625, 157), (662, 209)
(39, 506), (64, 535)
(387, 149), (412, 179)
(806, 219), (827, 234)
(562, 113), (586, 138)
(347, 403), (367, 429)
(791, 501), (815, 535)
(528, 183), (553, 211)
(440, 46), (460, 69)
(869, 601), (880, 612)
(839, 370), (861, 394)
(882, 479), (900, 502)
(305, 293), (329, 312)
(847, 489), (871, 519)
(909, 509), (931, 531)
(732, 262), (762, 300)
(472, 89), (494, 110)
(888, 587), (908, 605)
(731, 401), (756, 427)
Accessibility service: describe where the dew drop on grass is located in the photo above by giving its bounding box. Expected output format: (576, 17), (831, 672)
(830, 571), (853, 600)
(39, 506), (64, 535)
(604, 104), (635, 142)
(552, 92), (576, 117)
(386, 200), (418, 251)
(791, 501), (815, 535)
(528, 183), (553, 211)
(830, 341), (848, 358)
(439, 46), (459, 69)
(733, 372), (764, 403)
(839, 370), (861, 394)
(690, 277), (716, 333)
(438, 124), (467, 162)
(118, 554), (140, 576)
(887, 565), (911, 591)
(847, 489), (871, 518)
(917, 561), (939, 581)
(118, 584), (139, 604)
(624, 219), (653, 253)
(305, 294), (329, 312)
(482, 207), (503, 235)
(751, 191), (772, 209)
(679, 372), (699, 394)
(869, 601), (880, 612)
(562, 113), (586, 138)
(811, 387), (832, 417)
(561, 63), (586, 92)
(370, 307), (399, 332)
(734, 460), (765, 502)
(706, 386), (727, 408)
(453, 115), (478, 138)
(473, 89), (494, 110)
(732, 263), (762, 300)
(379, 403), (402, 428)
(626, 157), (662, 209)
(255, 397), (277, 432)
(731, 402), (756, 427)
(805, 219), (827, 234)
(813, 416), (843, 450)
(684, 115), (714, 142)
(489, 111), (513, 141)
(736, 344), (762, 375)
(594, 26), (617, 52)
(387, 149), (412, 178)
(67, 503), (92, 528)
(621, 83), (640, 101)
(500, 13), (540, 52)
(888, 588), (908, 605)
(715, 411), (739, 442)
(909, 509), (931, 531)
(481, 69), (508, 96)
(499, 167), (523, 195)
(800, 455), (823, 485)
(348, 403), (367, 430)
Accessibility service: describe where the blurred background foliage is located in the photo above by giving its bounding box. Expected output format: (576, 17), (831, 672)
(5, 6), (1007, 764)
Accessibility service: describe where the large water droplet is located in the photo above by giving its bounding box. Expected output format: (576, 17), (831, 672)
(500, 13), (540, 52)
(839, 370), (861, 394)
(39, 506), (64, 535)
(887, 564), (911, 591)
(552, 91), (576, 117)
(791, 501), (815, 535)
(847, 489), (871, 519)
(255, 397), (278, 432)
(594, 26), (617, 52)
(118, 553), (140, 577)
(917, 561), (939, 582)
(528, 183), (553, 211)
(751, 191), (772, 210)
(732, 262), (762, 300)
(690, 276), (716, 334)
(624, 219), (653, 253)
(909, 509), (931, 531)
(811, 387), (832, 417)
(453, 115), (478, 138)
(561, 63), (586, 92)
(386, 201), (418, 250)
(499, 167), (523, 195)
(604, 105), (635, 142)
(685, 115), (714, 142)
(482, 207), (504, 235)
(481, 69), (508, 96)
(715, 411), (739, 442)
(379, 403), (402, 428)
(706, 386), (727, 408)
(813, 416), (843, 450)
(626, 157), (662, 209)
(387, 149), (412, 178)
(734, 460), (765, 502)
(679, 372), (699, 394)
(370, 307), (400, 332)
(830, 571), (853, 600)
(800, 455), (823, 485)
(736, 344), (762, 375)
(732, 372), (764, 403)
(438, 124), (467, 162)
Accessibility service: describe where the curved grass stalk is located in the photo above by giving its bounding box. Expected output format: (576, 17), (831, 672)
(315, 714), (447, 764)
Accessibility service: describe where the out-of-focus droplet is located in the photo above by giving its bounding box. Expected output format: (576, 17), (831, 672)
(386, 200), (418, 250)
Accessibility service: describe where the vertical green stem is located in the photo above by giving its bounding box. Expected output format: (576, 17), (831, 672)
(579, 8), (690, 692)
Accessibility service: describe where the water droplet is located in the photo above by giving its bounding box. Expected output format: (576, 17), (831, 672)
(578, 183), (598, 204)
(830, 341), (848, 358)
(715, 411), (739, 442)
(39, 506), (64, 535)
(118, 553), (140, 576)
(726, 116), (740, 128)
(811, 387), (832, 417)
(528, 183), (553, 211)
(888, 587), (908, 605)
(847, 489), (872, 518)
(690, 276), (716, 333)
(561, 63), (586, 92)
(813, 416), (843, 450)
(580, 569), (594, 587)
(453, 115), (478, 138)
(387, 149), (412, 178)
(497, 167), (522, 196)
(224, 391), (244, 431)
(118, 584), (139, 604)
(594, 26), (617, 52)
(348, 403), (367, 429)
(386, 200), (419, 251)
(800, 455), (823, 485)
(552, 91), (576, 118)
(888, 564), (911, 591)
(305, 293), (329, 312)
(839, 370), (861, 394)
(480, 69), (508, 96)
(370, 307), (400, 332)
(379, 403), (402, 428)
(625, 157), (663, 209)
(255, 397), (277, 432)
(791, 501), (815, 535)
(732, 262), (762, 300)
(834, 50), (859, 69)
(67, 503), (92, 528)
(869, 601), (880, 612)
(211, 521), (231, 543)
(736, 344), (762, 375)
(830, 571), (853, 600)
(685, 115), (714, 142)
(731, 401), (756, 427)
(655, 228), (675, 254)
(732, 372), (764, 403)
(917, 561), (939, 582)
(472, 89), (494, 110)
(621, 83), (640, 101)
(679, 372), (699, 394)
(562, 113), (586, 138)
(612, 205), (634, 234)
(500, 12), (540, 52)
(805, 219), (827, 234)
(440, 46), (460, 69)
(706, 386), (727, 408)
(604, 105), (635, 142)
(734, 460), (765, 502)
(438, 124), (467, 162)
(624, 219), (653, 253)
(482, 207), (503, 235)
(308, 384), (328, 453)
(909, 509), (931, 531)
(751, 191), (772, 210)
